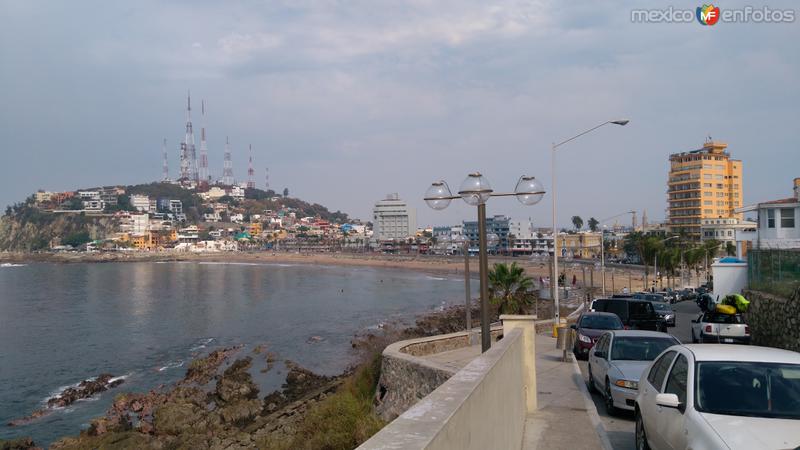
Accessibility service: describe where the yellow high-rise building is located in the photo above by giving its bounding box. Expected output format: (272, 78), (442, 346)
(667, 140), (743, 239)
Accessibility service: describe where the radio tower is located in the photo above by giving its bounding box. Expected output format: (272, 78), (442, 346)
(264, 167), (270, 191)
(222, 136), (234, 185)
(179, 91), (196, 182)
(162, 138), (170, 182)
(198, 100), (209, 184)
(247, 144), (255, 189)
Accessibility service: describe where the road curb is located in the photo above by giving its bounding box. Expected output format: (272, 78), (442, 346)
(570, 355), (614, 450)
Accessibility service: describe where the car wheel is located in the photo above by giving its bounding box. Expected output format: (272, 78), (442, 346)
(635, 410), (650, 450)
(605, 379), (617, 415)
(587, 365), (597, 393)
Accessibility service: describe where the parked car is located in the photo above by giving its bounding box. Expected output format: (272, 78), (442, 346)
(635, 344), (800, 450)
(570, 312), (624, 360)
(678, 288), (697, 302)
(587, 330), (679, 414)
(633, 292), (667, 303)
(651, 302), (676, 327)
(690, 311), (750, 344)
(591, 298), (667, 332)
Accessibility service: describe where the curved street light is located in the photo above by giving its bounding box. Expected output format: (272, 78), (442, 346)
(551, 119), (629, 335)
(425, 172), (545, 352)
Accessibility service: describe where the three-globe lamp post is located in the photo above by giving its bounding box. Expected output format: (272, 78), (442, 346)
(425, 173), (545, 352)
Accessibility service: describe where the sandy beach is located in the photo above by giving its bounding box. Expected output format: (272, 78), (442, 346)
(0, 250), (659, 293)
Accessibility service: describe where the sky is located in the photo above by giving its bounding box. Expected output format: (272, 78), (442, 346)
(1, 0), (798, 228)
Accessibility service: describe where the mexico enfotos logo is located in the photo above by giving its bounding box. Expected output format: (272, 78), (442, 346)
(631, 4), (795, 24)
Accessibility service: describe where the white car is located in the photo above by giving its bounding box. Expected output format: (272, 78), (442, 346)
(635, 344), (800, 450)
(588, 330), (680, 414)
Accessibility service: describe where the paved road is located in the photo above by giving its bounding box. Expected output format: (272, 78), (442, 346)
(575, 300), (701, 450)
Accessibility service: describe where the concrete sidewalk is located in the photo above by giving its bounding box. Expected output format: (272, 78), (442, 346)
(418, 333), (609, 449)
(524, 335), (609, 450)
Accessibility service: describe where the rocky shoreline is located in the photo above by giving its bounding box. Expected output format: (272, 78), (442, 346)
(8, 375), (126, 427)
(1, 301), (528, 449)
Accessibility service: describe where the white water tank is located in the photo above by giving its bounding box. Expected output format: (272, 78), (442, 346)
(711, 257), (748, 298)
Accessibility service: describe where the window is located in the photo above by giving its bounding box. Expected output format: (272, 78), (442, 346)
(781, 209), (795, 228)
(767, 209), (775, 228)
(665, 354), (689, 406)
(648, 351), (677, 391)
(704, 200), (712, 205)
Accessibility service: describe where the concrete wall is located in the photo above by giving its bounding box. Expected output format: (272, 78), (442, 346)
(362, 316), (538, 450)
(360, 328), (528, 450)
(375, 327), (502, 421)
(744, 288), (800, 352)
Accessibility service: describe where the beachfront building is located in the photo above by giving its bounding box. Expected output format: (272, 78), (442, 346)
(557, 231), (602, 259)
(667, 140), (744, 240)
(463, 215), (510, 254)
(700, 218), (756, 245)
(130, 194), (151, 212)
(372, 193), (417, 241)
(509, 218), (535, 255)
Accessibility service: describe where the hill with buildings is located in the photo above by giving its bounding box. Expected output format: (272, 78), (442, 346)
(0, 182), (352, 252)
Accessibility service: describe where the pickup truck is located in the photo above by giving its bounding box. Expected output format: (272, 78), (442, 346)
(690, 311), (751, 344)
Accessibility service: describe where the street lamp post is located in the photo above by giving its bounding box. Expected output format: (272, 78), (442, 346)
(599, 211), (636, 296)
(551, 119), (629, 333)
(426, 173), (545, 352)
(451, 234), (472, 331)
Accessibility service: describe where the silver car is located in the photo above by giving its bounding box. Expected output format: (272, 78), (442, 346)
(588, 330), (680, 415)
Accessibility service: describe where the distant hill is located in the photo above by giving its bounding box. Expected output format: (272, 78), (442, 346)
(0, 183), (350, 251)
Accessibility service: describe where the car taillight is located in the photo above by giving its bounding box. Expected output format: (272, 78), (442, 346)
(624, 325), (630, 330)
(705, 325), (712, 333)
(745, 325), (750, 335)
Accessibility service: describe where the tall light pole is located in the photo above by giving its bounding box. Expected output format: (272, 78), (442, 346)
(451, 234), (472, 330)
(599, 210), (636, 296)
(426, 173), (545, 352)
(551, 119), (629, 333)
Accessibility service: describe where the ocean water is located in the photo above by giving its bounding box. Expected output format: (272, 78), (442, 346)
(0, 261), (474, 446)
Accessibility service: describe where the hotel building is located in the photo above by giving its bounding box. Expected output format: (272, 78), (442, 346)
(667, 140), (743, 239)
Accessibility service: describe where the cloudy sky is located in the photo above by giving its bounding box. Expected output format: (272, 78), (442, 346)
(1, 1), (798, 227)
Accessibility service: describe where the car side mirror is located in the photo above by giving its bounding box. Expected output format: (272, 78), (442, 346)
(570, 324), (577, 330)
(655, 393), (681, 409)
(690, 319), (697, 323)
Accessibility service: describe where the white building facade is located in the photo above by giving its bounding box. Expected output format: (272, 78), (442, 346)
(737, 177), (800, 249)
(372, 193), (417, 241)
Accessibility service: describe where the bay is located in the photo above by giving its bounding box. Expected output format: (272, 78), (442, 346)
(0, 261), (474, 446)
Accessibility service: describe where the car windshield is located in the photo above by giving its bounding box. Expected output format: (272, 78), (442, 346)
(652, 303), (672, 312)
(703, 313), (744, 324)
(696, 362), (800, 419)
(580, 315), (623, 330)
(610, 337), (677, 361)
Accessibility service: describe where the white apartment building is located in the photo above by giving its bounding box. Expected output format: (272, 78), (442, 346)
(700, 218), (756, 245)
(130, 194), (151, 212)
(131, 213), (149, 235)
(737, 177), (800, 249)
(509, 218), (536, 255)
(372, 193), (417, 241)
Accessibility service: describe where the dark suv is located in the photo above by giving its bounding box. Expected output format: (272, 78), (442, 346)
(590, 298), (666, 332)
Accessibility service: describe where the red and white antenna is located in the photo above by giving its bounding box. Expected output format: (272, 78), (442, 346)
(222, 136), (233, 185)
(198, 99), (209, 184)
(162, 138), (169, 182)
(247, 144), (255, 189)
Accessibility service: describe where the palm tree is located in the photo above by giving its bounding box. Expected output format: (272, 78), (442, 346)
(571, 216), (584, 231)
(588, 217), (599, 232)
(488, 262), (533, 315)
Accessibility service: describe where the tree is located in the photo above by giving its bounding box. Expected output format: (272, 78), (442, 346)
(725, 241), (736, 256)
(62, 231), (91, 248)
(283, 187), (289, 197)
(588, 217), (599, 232)
(488, 262), (533, 315)
(571, 216), (583, 231)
